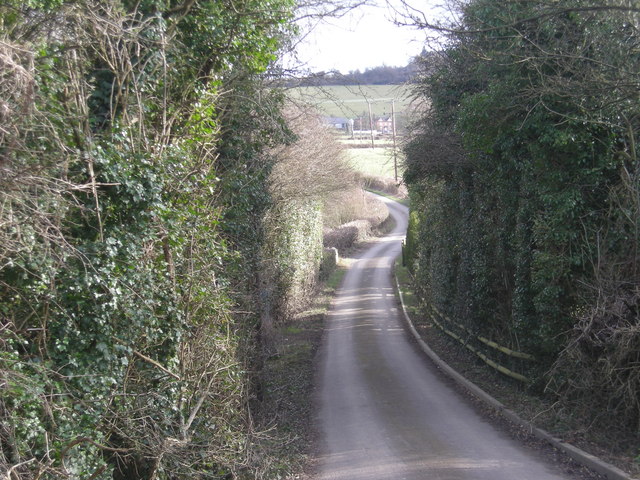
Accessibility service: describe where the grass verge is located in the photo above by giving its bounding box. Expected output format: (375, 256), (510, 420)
(249, 260), (348, 479)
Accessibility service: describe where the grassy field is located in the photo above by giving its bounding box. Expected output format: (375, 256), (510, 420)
(288, 84), (409, 180)
(289, 84), (413, 118)
(347, 147), (400, 178)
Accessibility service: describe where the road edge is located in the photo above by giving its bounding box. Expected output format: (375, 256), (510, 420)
(392, 265), (638, 480)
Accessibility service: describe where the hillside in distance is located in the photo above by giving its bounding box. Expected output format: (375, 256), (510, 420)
(288, 84), (415, 120)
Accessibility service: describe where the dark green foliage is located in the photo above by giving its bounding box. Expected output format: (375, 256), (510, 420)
(262, 199), (323, 320)
(0, 0), (310, 478)
(405, 0), (640, 430)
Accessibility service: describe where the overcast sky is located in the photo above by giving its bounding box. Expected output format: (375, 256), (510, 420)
(290, 1), (447, 74)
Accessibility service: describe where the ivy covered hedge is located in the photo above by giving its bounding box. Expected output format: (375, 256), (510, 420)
(0, 1), (345, 479)
(405, 0), (640, 434)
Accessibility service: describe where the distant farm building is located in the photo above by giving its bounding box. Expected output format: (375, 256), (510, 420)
(375, 116), (393, 134)
(324, 117), (350, 130)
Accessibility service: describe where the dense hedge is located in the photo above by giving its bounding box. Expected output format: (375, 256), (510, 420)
(262, 199), (323, 322)
(0, 1), (344, 479)
(405, 0), (640, 432)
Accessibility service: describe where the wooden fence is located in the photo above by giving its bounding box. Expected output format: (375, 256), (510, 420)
(426, 304), (535, 383)
(401, 244), (536, 383)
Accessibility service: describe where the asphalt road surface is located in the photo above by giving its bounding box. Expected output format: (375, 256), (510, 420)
(313, 195), (571, 480)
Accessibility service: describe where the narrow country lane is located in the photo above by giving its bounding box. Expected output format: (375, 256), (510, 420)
(313, 195), (571, 480)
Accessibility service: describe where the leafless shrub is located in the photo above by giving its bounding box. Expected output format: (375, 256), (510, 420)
(323, 186), (388, 229)
(361, 174), (408, 198)
(100, 316), (248, 479)
(549, 160), (640, 435)
(0, 40), (34, 165)
(0, 38), (84, 286)
(323, 186), (369, 228)
(548, 288), (640, 435)
(323, 220), (371, 251)
(323, 192), (389, 252)
(268, 104), (354, 204)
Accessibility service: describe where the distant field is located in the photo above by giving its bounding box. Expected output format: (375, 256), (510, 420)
(288, 84), (413, 118)
(287, 84), (410, 180)
(346, 147), (402, 179)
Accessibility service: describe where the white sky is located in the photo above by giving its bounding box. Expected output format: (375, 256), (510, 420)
(291, 1), (447, 74)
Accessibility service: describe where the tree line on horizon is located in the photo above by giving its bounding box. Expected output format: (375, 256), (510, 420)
(295, 58), (432, 86)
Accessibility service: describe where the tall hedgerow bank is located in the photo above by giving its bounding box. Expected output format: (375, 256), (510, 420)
(0, 1), (349, 479)
(404, 0), (640, 435)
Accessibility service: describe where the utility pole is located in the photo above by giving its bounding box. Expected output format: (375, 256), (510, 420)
(392, 99), (397, 182)
(367, 99), (375, 149)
